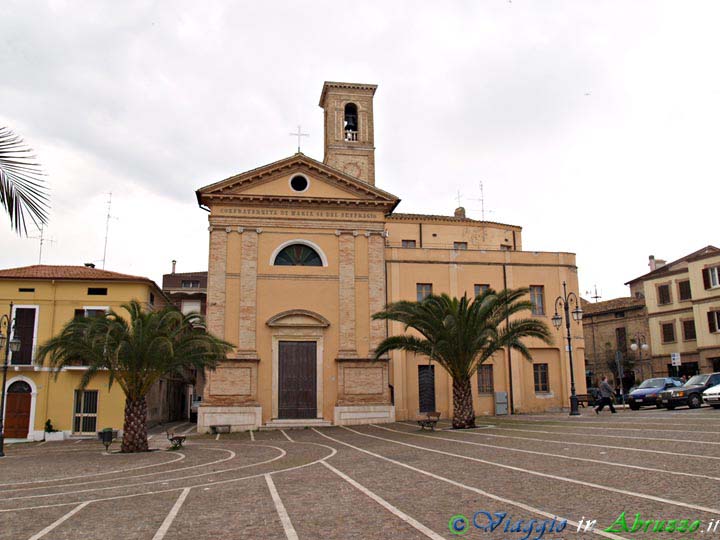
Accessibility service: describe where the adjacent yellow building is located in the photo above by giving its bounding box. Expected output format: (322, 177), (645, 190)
(0, 265), (166, 441)
(626, 247), (720, 376)
(194, 81), (586, 431)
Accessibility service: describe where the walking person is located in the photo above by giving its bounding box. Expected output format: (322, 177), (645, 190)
(595, 376), (617, 414)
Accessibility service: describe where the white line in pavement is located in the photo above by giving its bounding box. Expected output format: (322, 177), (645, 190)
(36, 442), (47, 446)
(2, 450), (227, 495)
(215, 433), (220, 441)
(152, 487), (191, 540)
(27, 501), (90, 539)
(311, 429), (627, 540)
(341, 426), (720, 516)
(265, 474), (299, 540)
(3, 442), (338, 514)
(483, 421), (720, 436)
(321, 461), (445, 539)
(377, 424), (720, 481)
(250, 430), (255, 442)
(74, 439), (83, 444)
(482, 424), (720, 446)
(0, 452), (186, 488)
(399, 422), (720, 461)
(281, 430), (294, 442)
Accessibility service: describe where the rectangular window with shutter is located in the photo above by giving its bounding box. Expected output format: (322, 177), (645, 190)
(73, 390), (98, 434)
(401, 240), (416, 248)
(478, 364), (494, 393)
(530, 286), (545, 316)
(678, 280), (692, 301)
(709, 311), (720, 333)
(661, 322), (676, 343)
(704, 267), (720, 289)
(657, 284), (671, 305)
(10, 307), (37, 365)
(453, 241), (468, 250)
(682, 320), (697, 341)
(533, 364), (549, 393)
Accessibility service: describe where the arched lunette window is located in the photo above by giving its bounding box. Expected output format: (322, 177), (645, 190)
(274, 244), (323, 266)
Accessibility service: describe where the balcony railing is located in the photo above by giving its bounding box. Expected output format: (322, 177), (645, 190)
(344, 130), (358, 141)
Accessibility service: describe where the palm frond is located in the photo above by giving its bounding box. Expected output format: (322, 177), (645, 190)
(0, 126), (50, 235)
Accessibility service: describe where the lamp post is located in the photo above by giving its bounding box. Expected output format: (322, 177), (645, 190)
(630, 333), (649, 382)
(0, 303), (22, 458)
(552, 282), (584, 416)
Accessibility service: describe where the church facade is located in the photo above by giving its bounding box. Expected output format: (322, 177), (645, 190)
(195, 81), (585, 431)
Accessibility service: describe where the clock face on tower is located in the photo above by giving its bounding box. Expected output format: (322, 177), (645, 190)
(343, 162), (362, 179)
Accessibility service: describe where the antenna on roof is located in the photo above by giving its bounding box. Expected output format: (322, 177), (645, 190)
(101, 192), (117, 270)
(28, 224), (56, 264)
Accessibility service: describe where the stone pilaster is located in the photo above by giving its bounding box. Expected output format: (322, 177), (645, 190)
(338, 231), (357, 357)
(238, 228), (259, 359)
(368, 232), (387, 354)
(206, 227), (227, 339)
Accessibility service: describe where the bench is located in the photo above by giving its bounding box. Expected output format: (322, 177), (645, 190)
(166, 431), (186, 450)
(575, 394), (589, 408)
(417, 411), (441, 431)
(210, 425), (231, 434)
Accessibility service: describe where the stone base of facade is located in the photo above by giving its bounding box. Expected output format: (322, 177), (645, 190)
(333, 405), (395, 426)
(197, 406), (262, 433)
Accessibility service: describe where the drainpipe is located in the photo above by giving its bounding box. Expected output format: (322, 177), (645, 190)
(503, 264), (515, 414)
(418, 223), (423, 248)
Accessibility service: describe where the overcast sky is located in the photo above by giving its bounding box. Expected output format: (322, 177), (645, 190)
(1, 1), (718, 300)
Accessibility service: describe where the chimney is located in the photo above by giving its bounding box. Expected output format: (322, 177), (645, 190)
(84, 263), (95, 268)
(454, 207), (466, 219)
(171, 260), (177, 274)
(648, 255), (656, 271)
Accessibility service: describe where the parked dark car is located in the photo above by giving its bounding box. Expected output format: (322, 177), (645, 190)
(627, 378), (682, 410)
(659, 373), (720, 409)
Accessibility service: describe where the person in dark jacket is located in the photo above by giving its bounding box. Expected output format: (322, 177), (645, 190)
(594, 376), (617, 414)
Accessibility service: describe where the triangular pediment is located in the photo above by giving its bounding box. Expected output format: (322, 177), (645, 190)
(196, 154), (399, 210)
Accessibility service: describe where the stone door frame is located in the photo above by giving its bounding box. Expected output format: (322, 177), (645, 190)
(268, 310), (329, 420)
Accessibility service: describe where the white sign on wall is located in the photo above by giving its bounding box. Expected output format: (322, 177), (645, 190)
(671, 352), (681, 367)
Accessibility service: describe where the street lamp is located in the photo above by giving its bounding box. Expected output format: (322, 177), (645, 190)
(552, 282), (583, 416)
(630, 333), (649, 381)
(0, 303), (21, 458)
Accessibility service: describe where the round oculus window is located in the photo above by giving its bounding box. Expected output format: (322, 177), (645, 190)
(290, 175), (309, 192)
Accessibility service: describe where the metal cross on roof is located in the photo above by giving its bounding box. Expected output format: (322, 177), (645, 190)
(289, 125), (309, 153)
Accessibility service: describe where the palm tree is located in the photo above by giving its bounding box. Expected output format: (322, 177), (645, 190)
(373, 288), (552, 428)
(37, 300), (232, 452)
(0, 126), (49, 234)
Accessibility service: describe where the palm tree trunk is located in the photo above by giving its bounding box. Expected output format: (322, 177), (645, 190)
(121, 397), (149, 452)
(452, 378), (476, 429)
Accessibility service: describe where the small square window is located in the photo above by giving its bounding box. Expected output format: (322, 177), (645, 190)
(474, 284), (489, 297)
(417, 283), (433, 302)
(453, 242), (468, 250)
(401, 240), (417, 248)
(181, 280), (200, 289)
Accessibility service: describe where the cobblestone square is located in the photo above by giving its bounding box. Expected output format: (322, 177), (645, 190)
(2, 408), (719, 539)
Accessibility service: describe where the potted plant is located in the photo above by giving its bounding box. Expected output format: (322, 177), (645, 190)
(44, 419), (65, 442)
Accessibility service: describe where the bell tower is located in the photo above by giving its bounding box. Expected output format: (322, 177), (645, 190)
(319, 81), (377, 185)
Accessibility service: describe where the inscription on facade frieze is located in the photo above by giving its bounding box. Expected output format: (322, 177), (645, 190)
(217, 207), (381, 220)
